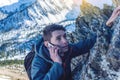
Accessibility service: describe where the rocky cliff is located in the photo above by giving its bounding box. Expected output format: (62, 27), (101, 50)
(70, 0), (120, 80)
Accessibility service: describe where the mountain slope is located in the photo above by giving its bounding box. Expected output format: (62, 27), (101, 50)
(0, 0), (78, 60)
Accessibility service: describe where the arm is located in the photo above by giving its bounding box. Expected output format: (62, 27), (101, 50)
(103, 23), (113, 44)
(31, 55), (64, 80)
(106, 6), (120, 27)
(105, 6), (120, 43)
(70, 6), (120, 58)
(70, 34), (97, 58)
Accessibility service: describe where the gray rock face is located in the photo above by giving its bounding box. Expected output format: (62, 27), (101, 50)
(70, 1), (120, 80)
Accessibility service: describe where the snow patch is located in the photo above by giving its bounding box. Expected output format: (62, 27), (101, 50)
(0, 0), (18, 7)
(0, 0), (36, 13)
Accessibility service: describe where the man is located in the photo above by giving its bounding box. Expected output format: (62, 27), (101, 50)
(31, 6), (120, 80)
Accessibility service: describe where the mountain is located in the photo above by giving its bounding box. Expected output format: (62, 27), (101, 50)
(0, 0), (79, 60)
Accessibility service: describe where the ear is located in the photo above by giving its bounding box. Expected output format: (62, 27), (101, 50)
(44, 41), (49, 47)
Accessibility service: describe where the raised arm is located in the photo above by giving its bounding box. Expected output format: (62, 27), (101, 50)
(70, 34), (97, 58)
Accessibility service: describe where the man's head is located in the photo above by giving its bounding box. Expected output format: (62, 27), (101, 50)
(43, 24), (68, 53)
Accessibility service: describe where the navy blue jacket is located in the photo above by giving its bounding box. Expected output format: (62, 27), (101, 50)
(31, 34), (97, 80)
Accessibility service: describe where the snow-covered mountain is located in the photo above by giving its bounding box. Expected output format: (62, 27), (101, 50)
(0, 0), (80, 60)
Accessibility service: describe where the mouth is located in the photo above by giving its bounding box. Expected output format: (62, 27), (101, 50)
(62, 45), (68, 49)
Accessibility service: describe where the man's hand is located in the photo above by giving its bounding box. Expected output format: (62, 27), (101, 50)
(49, 47), (62, 64)
(106, 6), (120, 27)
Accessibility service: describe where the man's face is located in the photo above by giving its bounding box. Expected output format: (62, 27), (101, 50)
(50, 30), (68, 53)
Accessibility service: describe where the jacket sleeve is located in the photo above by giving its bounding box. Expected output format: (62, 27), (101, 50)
(70, 23), (113, 58)
(70, 33), (97, 58)
(103, 24), (113, 44)
(31, 55), (64, 80)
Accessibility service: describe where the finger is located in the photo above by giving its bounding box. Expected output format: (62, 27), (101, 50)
(115, 11), (120, 16)
(117, 6), (120, 10)
(49, 47), (56, 54)
(118, 11), (120, 16)
(49, 47), (55, 56)
(115, 6), (120, 11)
(54, 48), (59, 55)
(113, 6), (120, 14)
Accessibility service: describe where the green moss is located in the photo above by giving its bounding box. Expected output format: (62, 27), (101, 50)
(0, 60), (24, 66)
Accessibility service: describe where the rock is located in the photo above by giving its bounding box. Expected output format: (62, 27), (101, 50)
(70, 1), (120, 80)
(80, 0), (101, 23)
(112, 0), (120, 7)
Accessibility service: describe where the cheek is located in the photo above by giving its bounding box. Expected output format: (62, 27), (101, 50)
(51, 40), (60, 45)
(51, 38), (61, 45)
(50, 38), (57, 43)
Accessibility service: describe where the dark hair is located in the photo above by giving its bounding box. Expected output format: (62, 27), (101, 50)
(43, 24), (66, 41)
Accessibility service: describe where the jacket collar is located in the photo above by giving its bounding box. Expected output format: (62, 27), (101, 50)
(35, 39), (54, 64)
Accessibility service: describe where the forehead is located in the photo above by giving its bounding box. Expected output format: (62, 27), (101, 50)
(51, 30), (65, 37)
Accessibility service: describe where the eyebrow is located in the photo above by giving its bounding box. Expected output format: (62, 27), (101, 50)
(56, 33), (66, 38)
(56, 35), (61, 39)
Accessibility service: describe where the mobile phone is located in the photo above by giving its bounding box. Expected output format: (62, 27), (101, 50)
(48, 42), (54, 48)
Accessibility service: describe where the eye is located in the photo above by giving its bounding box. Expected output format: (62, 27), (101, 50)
(56, 36), (61, 41)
